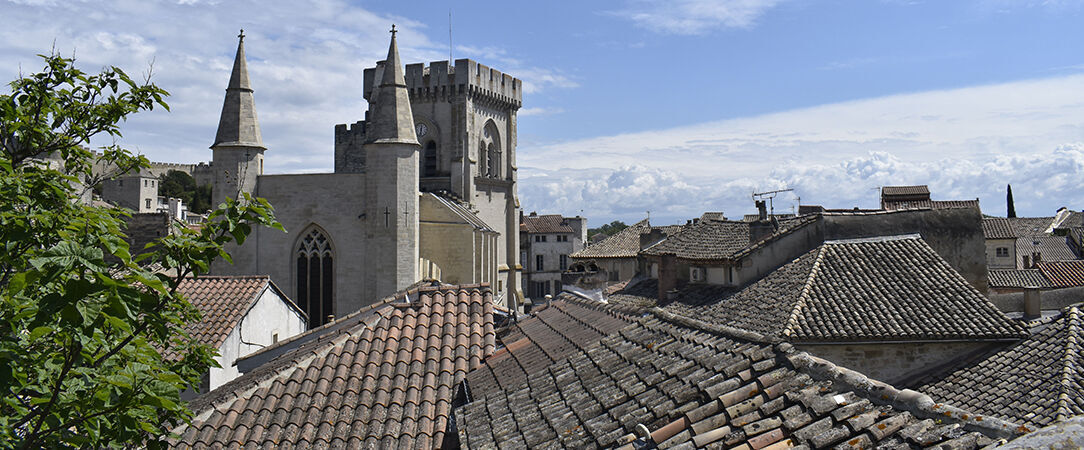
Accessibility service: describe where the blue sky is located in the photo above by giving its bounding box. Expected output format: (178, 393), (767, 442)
(3, 0), (1084, 226)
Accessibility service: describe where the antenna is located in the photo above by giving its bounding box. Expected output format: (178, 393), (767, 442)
(752, 188), (794, 217)
(448, 10), (453, 62)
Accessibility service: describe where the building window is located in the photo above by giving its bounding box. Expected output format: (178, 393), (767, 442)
(560, 254), (568, 270)
(556, 235), (569, 242)
(536, 254), (544, 271)
(534, 235), (547, 243)
(145, 198), (151, 209)
(422, 141), (438, 177)
(296, 227), (334, 329)
(691, 267), (705, 282)
(996, 247), (1009, 257)
(481, 120), (501, 179)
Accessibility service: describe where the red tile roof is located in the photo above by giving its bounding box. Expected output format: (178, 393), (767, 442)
(521, 214), (574, 234)
(173, 284), (497, 448)
(465, 294), (635, 399)
(172, 276), (294, 358)
(1037, 260), (1084, 287)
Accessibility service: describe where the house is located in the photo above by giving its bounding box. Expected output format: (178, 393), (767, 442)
(454, 300), (1028, 448)
(519, 212), (586, 300)
(628, 234), (1027, 384)
(983, 217), (1017, 270)
(173, 276), (306, 395)
(912, 302), (1084, 430)
(172, 283), (496, 448)
(879, 184), (980, 211)
(569, 218), (682, 286)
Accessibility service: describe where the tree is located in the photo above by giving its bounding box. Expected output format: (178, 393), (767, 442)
(158, 170), (211, 214)
(588, 220), (628, 239)
(1007, 184), (1017, 218)
(0, 53), (282, 447)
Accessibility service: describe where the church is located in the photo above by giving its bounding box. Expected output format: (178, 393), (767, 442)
(208, 27), (523, 328)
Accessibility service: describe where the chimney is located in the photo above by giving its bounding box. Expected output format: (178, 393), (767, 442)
(657, 255), (678, 303)
(1032, 252), (1041, 268)
(1024, 287), (1041, 320)
(756, 200), (767, 221)
(640, 228), (668, 250)
(1022, 255), (1030, 269)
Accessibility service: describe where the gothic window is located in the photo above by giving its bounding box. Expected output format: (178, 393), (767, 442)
(295, 227), (334, 329)
(480, 120), (501, 179)
(422, 141), (438, 177)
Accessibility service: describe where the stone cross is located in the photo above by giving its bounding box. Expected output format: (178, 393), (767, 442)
(384, 206), (391, 227)
(238, 29), (245, 41)
(390, 24), (397, 36)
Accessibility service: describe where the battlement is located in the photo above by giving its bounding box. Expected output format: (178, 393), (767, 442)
(364, 59), (521, 109)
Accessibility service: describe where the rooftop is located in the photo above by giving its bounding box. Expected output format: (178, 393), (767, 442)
(1037, 260), (1084, 288)
(652, 235), (1027, 342)
(170, 276), (295, 359)
(640, 215), (818, 261)
(571, 219), (682, 259)
(521, 213), (575, 234)
(456, 311), (1025, 448)
(983, 217), (1018, 240)
(913, 303), (1084, 429)
(988, 269), (1052, 289)
(173, 284), (496, 448)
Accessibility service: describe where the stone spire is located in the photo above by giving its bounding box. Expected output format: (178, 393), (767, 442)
(365, 25), (418, 145)
(212, 29), (265, 150)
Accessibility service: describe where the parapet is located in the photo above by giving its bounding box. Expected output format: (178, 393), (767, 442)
(364, 59), (521, 109)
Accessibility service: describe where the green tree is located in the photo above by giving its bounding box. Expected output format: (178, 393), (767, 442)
(0, 53), (282, 447)
(588, 220), (628, 239)
(158, 170), (211, 214)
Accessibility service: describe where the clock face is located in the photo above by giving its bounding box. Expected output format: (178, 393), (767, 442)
(415, 123), (428, 138)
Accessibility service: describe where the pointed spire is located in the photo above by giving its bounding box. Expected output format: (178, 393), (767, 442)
(365, 24), (418, 145)
(212, 29), (265, 150)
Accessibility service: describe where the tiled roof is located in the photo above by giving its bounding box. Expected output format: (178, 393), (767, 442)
(883, 199), (980, 211)
(882, 185), (930, 196)
(522, 214), (574, 234)
(606, 277), (661, 311)
(572, 220), (684, 259)
(641, 215), (817, 261)
(1007, 217), (1055, 238)
(173, 276), (287, 358)
(663, 235), (1027, 342)
(572, 219), (650, 259)
(914, 304), (1084, 429)
(465, 294), (636, 399)
(1037, 260), (1084, 287)
(1017, 236), (1078, 265)
(983, 218), (1018, 240)
(173, 284), (496, 449)
(455, 311), (1025, 449)
(988, 269), (1052, 288)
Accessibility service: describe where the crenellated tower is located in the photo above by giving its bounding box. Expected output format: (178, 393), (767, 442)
(211, 29), (265, 208)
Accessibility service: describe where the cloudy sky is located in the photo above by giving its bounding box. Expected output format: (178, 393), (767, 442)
(3, 0), (1084, 226)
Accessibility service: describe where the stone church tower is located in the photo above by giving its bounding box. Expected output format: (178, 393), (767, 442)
(210, 30), (265, 209)
(209, 27), (521, 325)
(336, 50), (524, 306)
(360, 29), (420, 299)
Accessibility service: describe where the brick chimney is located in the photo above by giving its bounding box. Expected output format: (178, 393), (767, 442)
(1024, 287), (1042, 320)
(749, 200), (776, 244)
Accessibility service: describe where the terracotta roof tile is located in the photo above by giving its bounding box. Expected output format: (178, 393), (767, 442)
(171, 284), (496, 448)
(1037, 260), (1084, 287)
(988, 269), (1052, 288)
(455, 311), (1024, 448)
(521, 214), (574, 234)
(658, 234), (1027, 342)
(914, 303), (1084, 429)
(983, 217), (1017, 239)
(168, 276), (295, 359)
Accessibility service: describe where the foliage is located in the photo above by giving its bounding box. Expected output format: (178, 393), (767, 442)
(0, 53), (282, 448)
(587, 220), (628, 239)
(158, 170), (211, 214)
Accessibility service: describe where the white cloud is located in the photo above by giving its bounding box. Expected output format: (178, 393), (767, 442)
(609, 0), (783, 35)
(519, 74), (1084, 224)
(519, 107), (565, 117)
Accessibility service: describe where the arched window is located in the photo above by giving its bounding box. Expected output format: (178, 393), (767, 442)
(422, 141), (438, 177)
(481, 120), (501, 179)
(296, 227), (334, 329)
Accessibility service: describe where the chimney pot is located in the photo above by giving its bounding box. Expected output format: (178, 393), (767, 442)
(1024, 287), (1042, 319)
(756, 200), (767, 220)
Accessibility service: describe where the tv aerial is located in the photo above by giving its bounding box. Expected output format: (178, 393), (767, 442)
(752, 188), (794, 217)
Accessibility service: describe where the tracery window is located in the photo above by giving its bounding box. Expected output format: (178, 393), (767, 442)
(296, 227), (334, 329)
(480, 120), (502, 179)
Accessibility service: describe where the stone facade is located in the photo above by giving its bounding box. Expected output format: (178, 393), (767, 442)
(209, 31), (523, 323)
(520, 214), (586, 300)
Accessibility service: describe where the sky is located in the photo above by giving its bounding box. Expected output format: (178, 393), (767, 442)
(3, 0), (1084, 226)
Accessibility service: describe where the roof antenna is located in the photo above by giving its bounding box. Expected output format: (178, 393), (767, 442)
(448, 9), (453, 62)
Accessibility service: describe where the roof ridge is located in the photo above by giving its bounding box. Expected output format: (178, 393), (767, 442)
(1057, 305), (1083, 422)
(784, 246), (825, 338)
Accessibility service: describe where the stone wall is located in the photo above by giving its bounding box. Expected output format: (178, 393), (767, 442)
(989, 286), (1084, 312)
(797, 341), (1007, 386)
(986, 238), (1016, 270)
(124, 212), (170, 256)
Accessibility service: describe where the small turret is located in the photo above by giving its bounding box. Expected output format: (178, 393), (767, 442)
(364, 25), (418, 145)
(211, 29), (265, 208)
